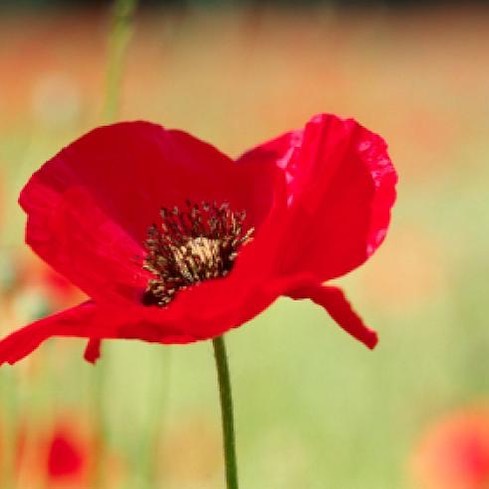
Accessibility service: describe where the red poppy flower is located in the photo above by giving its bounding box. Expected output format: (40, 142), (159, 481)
(15, 415), (121, 488)
(0, 113), (397, 365)
(43, 418), (124, 488)
(35, 421), (92, 488)
(412, 409), (489, 489)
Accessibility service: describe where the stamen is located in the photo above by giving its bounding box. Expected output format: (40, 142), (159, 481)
(142, 200), (254, 307)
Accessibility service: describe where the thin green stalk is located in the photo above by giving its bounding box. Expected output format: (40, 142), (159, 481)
(212, 336), (239, 489)
(0, 371), (17, 489)
(91, 359), (108, 489)
(103, 0), (138, 121)
(140, 348), (172, 488)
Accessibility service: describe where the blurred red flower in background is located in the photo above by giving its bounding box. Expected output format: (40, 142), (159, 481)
(14, 416), (94, 488)
(10, 414), (123, 489)
(44, 421), (91, 487)
(0, 113), (397, 365)
(412, 409), (489, 489)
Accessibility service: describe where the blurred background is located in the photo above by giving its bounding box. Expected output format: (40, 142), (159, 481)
(0, 1), (488, 488)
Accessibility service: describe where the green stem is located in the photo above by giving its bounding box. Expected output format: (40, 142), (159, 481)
(0, 371), (17, 489)
(91, 359), (108, 489)
(103, 0), (138, 121)
(212, 336), (239, 489)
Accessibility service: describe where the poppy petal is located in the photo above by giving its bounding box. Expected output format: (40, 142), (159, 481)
(156, 178), (289, 340)
(0, 301), (193, 366)
(288, 284), (378, 349)
(22, 183), (148, 304)
(20, 122), (278, 304)
(238, 113), (397, 281)
(0, 301), (99, 365)
(83, 339), (101, 364)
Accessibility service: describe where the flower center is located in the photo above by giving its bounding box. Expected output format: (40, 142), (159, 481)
(142, 201), (254, 307)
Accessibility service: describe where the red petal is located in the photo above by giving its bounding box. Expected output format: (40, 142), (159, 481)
(0, 194), (288, 363)
(288, 284), (378, 349)
(238, 114), (397, 281)
(0, 302), (98, 365)
(20, 122), (277, 304)
(21, 183), (147, 304)
(160, 176), (290, 340)
(83, 339), (101, 364)
(0, 301), (193, 366)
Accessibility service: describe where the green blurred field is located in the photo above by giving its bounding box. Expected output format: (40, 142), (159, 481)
(1, 5), (489, 489)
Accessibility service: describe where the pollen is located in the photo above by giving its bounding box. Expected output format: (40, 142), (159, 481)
(142, 200), (254, 307)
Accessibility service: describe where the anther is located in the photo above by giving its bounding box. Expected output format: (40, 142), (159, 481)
(142, 200), (254, 307)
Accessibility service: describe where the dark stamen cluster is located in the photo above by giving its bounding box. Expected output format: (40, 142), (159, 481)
(142, 200), (254, 307)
